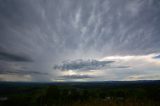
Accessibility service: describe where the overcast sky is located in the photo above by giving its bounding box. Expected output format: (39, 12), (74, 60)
(0, 0), (160, 82)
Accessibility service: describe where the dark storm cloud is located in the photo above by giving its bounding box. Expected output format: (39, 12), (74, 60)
(0, 70), (48, 75)
(0, 52), (32, 62)
(0, 0), (160, 58)
(0, 0), (160, 81)
(54, 59), (114, 71)
(110, 66), (130, 69)
(59, 75), (95, 79)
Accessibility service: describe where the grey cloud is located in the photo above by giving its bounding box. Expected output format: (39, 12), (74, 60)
(0, 0), (160, 60)
(0, 52), (32, 62)
(0, 0), (160, 81)
(54, 59), (114, 71)
(0, 70), (48, 75)
(59, 74), (95, 80)
(110, 66), (130, 69)
(127, 74), (160, 80)
(153, 55), (160, 59)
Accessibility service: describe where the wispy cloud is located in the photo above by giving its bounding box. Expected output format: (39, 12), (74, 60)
(0, 0), (160, 81)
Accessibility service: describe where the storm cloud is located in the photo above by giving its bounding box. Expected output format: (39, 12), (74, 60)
(0, 0), (160, 81)
(0, 51), (32, 62)
(54, 59), (114, 71)
(0, 70), (48, 75)
(59, 74), (95, 80)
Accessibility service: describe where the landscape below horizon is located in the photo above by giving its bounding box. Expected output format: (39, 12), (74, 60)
(0, 80), (160, 106)
(0, 0), (160, 82)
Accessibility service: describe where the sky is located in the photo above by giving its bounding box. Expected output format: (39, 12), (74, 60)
(0, 0), (160, 82)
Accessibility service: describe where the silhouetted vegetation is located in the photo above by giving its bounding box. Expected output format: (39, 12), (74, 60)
(0, 80), (159, 106)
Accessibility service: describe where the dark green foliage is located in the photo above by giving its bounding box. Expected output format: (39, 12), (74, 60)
(0, 81), (159, 106)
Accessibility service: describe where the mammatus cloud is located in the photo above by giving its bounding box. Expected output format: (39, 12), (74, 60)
(54, 59), (114, 71)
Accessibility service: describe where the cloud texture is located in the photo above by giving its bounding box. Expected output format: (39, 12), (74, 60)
(54, 59), (114, 71)
(0, 0), (160, 81)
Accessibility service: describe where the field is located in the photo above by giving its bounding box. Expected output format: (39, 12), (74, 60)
(0, 80), (159, 106)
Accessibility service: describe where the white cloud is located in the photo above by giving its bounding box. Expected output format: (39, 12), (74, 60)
(124, 74), (160, 81)
(101, 53), (160, 67)
(98, 53), (160, 80)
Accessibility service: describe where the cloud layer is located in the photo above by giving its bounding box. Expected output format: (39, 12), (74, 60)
(0, 51), (32, 62)
(0, 0), (160, 81)
(54, 59), (114, 71)
(59, 75), (95, 80)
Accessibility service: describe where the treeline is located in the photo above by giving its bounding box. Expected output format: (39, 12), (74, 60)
(0, 82), (160, 106)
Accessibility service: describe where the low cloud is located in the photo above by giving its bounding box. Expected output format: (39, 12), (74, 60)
(59, 74), (95, 79)
(0, 70), (48, 75)
(0, 52), (32, 62)
(0, 74), (32, 81)
(153, 55), (160, 59)
(126, 74), (160, 80)
(54, 59), (115, 71)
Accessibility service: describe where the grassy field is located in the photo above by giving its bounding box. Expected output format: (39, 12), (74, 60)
(0, 81), (159, 106)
